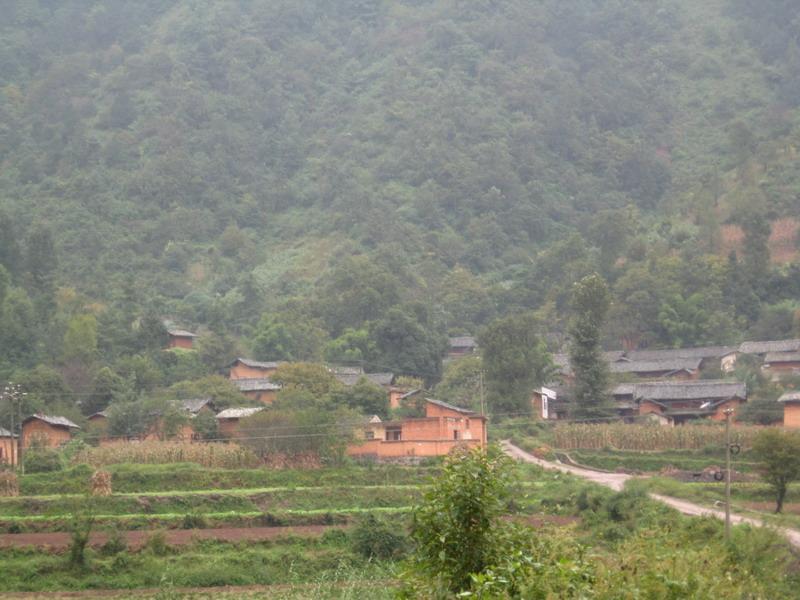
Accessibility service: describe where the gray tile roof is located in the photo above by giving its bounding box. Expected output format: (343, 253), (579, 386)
(426, 398), (477, 415)
(764, 352), (800, 364)
(0, 427), (16, 437)
(232, 378), (282, 392)
(329, 365), (365, 375)
(610, 358), (702, 374)
(740, 339), (800, 355)
(215, 407), (264, 419)
(632, 380), (746, 402)
(24, 414), (80, 429)
(181, 398), (213, 414)
(611, 383), (637, 397)
(231, 358), (282, 369)
(335, 372), (394, 387)
(167, 328), (197, 338)
(778, 391), (800, 403)
(88, 410), (108, 419)
(625, 346), (736, 362)
(449, 336), (477, 349)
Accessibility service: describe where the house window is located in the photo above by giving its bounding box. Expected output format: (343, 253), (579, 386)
(453, 430), (460, 440)
(386, 427), (401, 441)
(365, 431), (374, 440)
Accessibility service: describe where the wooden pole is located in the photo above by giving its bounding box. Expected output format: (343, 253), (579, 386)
(724, 408), (734, 542)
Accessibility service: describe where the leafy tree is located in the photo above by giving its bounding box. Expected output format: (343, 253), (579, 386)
(0, 287), (37, 366)
(330, 377), (389, 418)
(752, 428), (800, 513)
(479, 312), (551, 415)
(24, 224), (57, 307)
(406, 446), (515, 594)
(251, 313), (324, 362)
(195, 331), (237, 372)
(62, 314), (98, 366)
(434, 355), (483, 411)
(136, 312), (169, 353)
(568, 274), (613, 420)
(83, 367), (128, 416)
(0, 212), (21, 275)
(270, 362), (342, 398)
(323, 328), (374, 364)
(168, 375), (249, 410)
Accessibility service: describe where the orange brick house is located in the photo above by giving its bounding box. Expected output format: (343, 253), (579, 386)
(0, 427), (17, 466)
(216, 407), (264, 437)
(21, 414), (80, 449)
(229, 358), (282, 380)
(632, 380), (746, 424)
(779, 392), (800, 428)
(167, 328), (198, 349)
(347, 399), (487, 461)
(762, 352), (800, 380)
(232, 379), (282, 404)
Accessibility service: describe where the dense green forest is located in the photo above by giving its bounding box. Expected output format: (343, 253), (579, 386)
(0, 0), (799, 421)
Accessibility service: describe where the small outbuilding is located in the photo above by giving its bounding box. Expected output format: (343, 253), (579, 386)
(779, 391), (800, 428)
(229, 358), (283, 380)
(0, 427), (17, 466)
(231, 379), (282, 404)
(21, 414), (80, 449)
(216, 407), (264, 437)
(167, 328), (198, 350)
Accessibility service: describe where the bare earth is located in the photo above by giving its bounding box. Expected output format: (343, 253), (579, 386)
(0, 525), (339, 551)
(501, 440), (800, 548)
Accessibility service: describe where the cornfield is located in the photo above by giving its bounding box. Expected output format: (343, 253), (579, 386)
(72, 441), (260, 469)
(552, 423), (764, 451)
(0, 471), (18, 497)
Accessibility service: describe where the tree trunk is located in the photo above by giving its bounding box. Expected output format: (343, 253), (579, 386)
(776, 483), (786, 514)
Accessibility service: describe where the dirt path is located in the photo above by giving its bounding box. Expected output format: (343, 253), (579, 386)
(0, 525), (340, 551)
(501, 440), (800, 548)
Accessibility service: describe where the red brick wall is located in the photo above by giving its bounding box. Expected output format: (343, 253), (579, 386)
(21, 420), (73, 449)
(230, 364), (276, 380)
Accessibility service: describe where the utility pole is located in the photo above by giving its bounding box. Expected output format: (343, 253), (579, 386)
(724, 407), (734, 542)
(479, 370), (486, 416)
(3, 383), (25, 472)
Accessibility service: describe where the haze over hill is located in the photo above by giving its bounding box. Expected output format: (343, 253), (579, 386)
(0, 0), (798, 380)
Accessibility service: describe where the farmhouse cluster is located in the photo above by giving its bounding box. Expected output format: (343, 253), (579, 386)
(2, 329), (799, 467)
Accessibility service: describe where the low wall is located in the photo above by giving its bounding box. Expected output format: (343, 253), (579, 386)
(347, 438), (482, 460)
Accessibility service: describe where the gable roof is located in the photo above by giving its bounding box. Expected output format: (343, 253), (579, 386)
(215, 407), (264, 419)
(764, 352), (800, 364)
(609, 357), (702, 374)
(400, 388), (422, 400)
(23, 414), (80, 429)
(740, 339), (800, 355)
(232, 378), (282, 392)
(632, 380), (746, 402)
(625, 346), (736, 362)
(329, 365), (365, 375)
(779, 391), (800, 403)
(167, 328), (197, 338)
(181, 398), (213, 414)
(426, 398), (477, 415)
(88, 410), (108, 419)
(0, 427), (16, 438)
(335, 372), (395, 387)
(448, 336), (477, 349)
(230, 358), (282, 369)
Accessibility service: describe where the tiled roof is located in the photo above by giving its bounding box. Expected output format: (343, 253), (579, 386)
(328, 365), (364, 375)
(0, 427), (15, 437)
(632, 380), (746, 402)
(215, 407), (264, 419)
(609, 358), (702, 374)
(426, 398), (477, 415)
(740, 339), (800, 354)
(231, 358), (282, 369)
(764, 352), (800, 364)
(611, 383), (637, 397)
(778, 391), (800, 403)
(24, 414), (80, 429)
(448, 336), (477, 348)
(167, 328), (197, 338)
(88, 411), (108, 419)
(181, 398), (212, 413)
(400, 388), (422, 399)
(625, 346), (736, 362)
(232, 378), (282, 392)
(335, 372), (394, 387)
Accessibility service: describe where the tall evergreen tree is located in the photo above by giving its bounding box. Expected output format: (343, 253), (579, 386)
(568, 274), (612, 420)
(0, 212), (20, 276)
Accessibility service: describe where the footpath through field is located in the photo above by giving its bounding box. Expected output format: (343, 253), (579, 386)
(0, 525), (340, 551)
(501, 440), (800, 548)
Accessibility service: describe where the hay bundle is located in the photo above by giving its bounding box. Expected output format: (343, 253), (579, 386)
(0, 471), (19, 497)
(90, 469), (112, 496)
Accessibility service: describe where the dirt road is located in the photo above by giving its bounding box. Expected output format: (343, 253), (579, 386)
(501, 440), (800, 548)
(0, 525), (340, 551)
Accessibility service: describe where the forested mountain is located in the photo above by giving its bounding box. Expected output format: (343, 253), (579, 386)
(0, 0), (799, 394)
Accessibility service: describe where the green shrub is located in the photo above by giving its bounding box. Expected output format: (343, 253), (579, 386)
(144, 530), (169, 556)
(181, 513), (207, 529)
(100, 529), (127, 556)
(23, 447), (62, 473)
(350, 515), (408, 560)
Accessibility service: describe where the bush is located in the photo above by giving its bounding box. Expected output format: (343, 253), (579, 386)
(23, 447), (62, 473)
(100, 529), (127, 556)
(181, 513), (207, 529)
(144, 530), (169, 556)
(350, 515), (408, 560)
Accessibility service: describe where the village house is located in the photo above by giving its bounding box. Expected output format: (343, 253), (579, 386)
(332, 368), (395, 388)
(0, 427), (17, 466)
(166, 327), (198, 350)
(739, 339), (800, 356)
(762, 352), (800, 380)
(229, 358), (282, 380)
(609, 357), (702, 380)
(347, 398), (486, 461)
(21, 414), (80, 449)
(447, 336), (477, 359)
(390, 387), (421, 411)
(216, 407), (264, 437)
(86, 410), (110, 441)
(632, 380), (746, 423)
(232, 378), (282, 404)
(779, 392), (800, 428)
(624, 346), (739, 373)
(531, 386), (560, 420)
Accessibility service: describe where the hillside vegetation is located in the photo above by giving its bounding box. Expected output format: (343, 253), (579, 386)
(0, 1), (798, 410)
